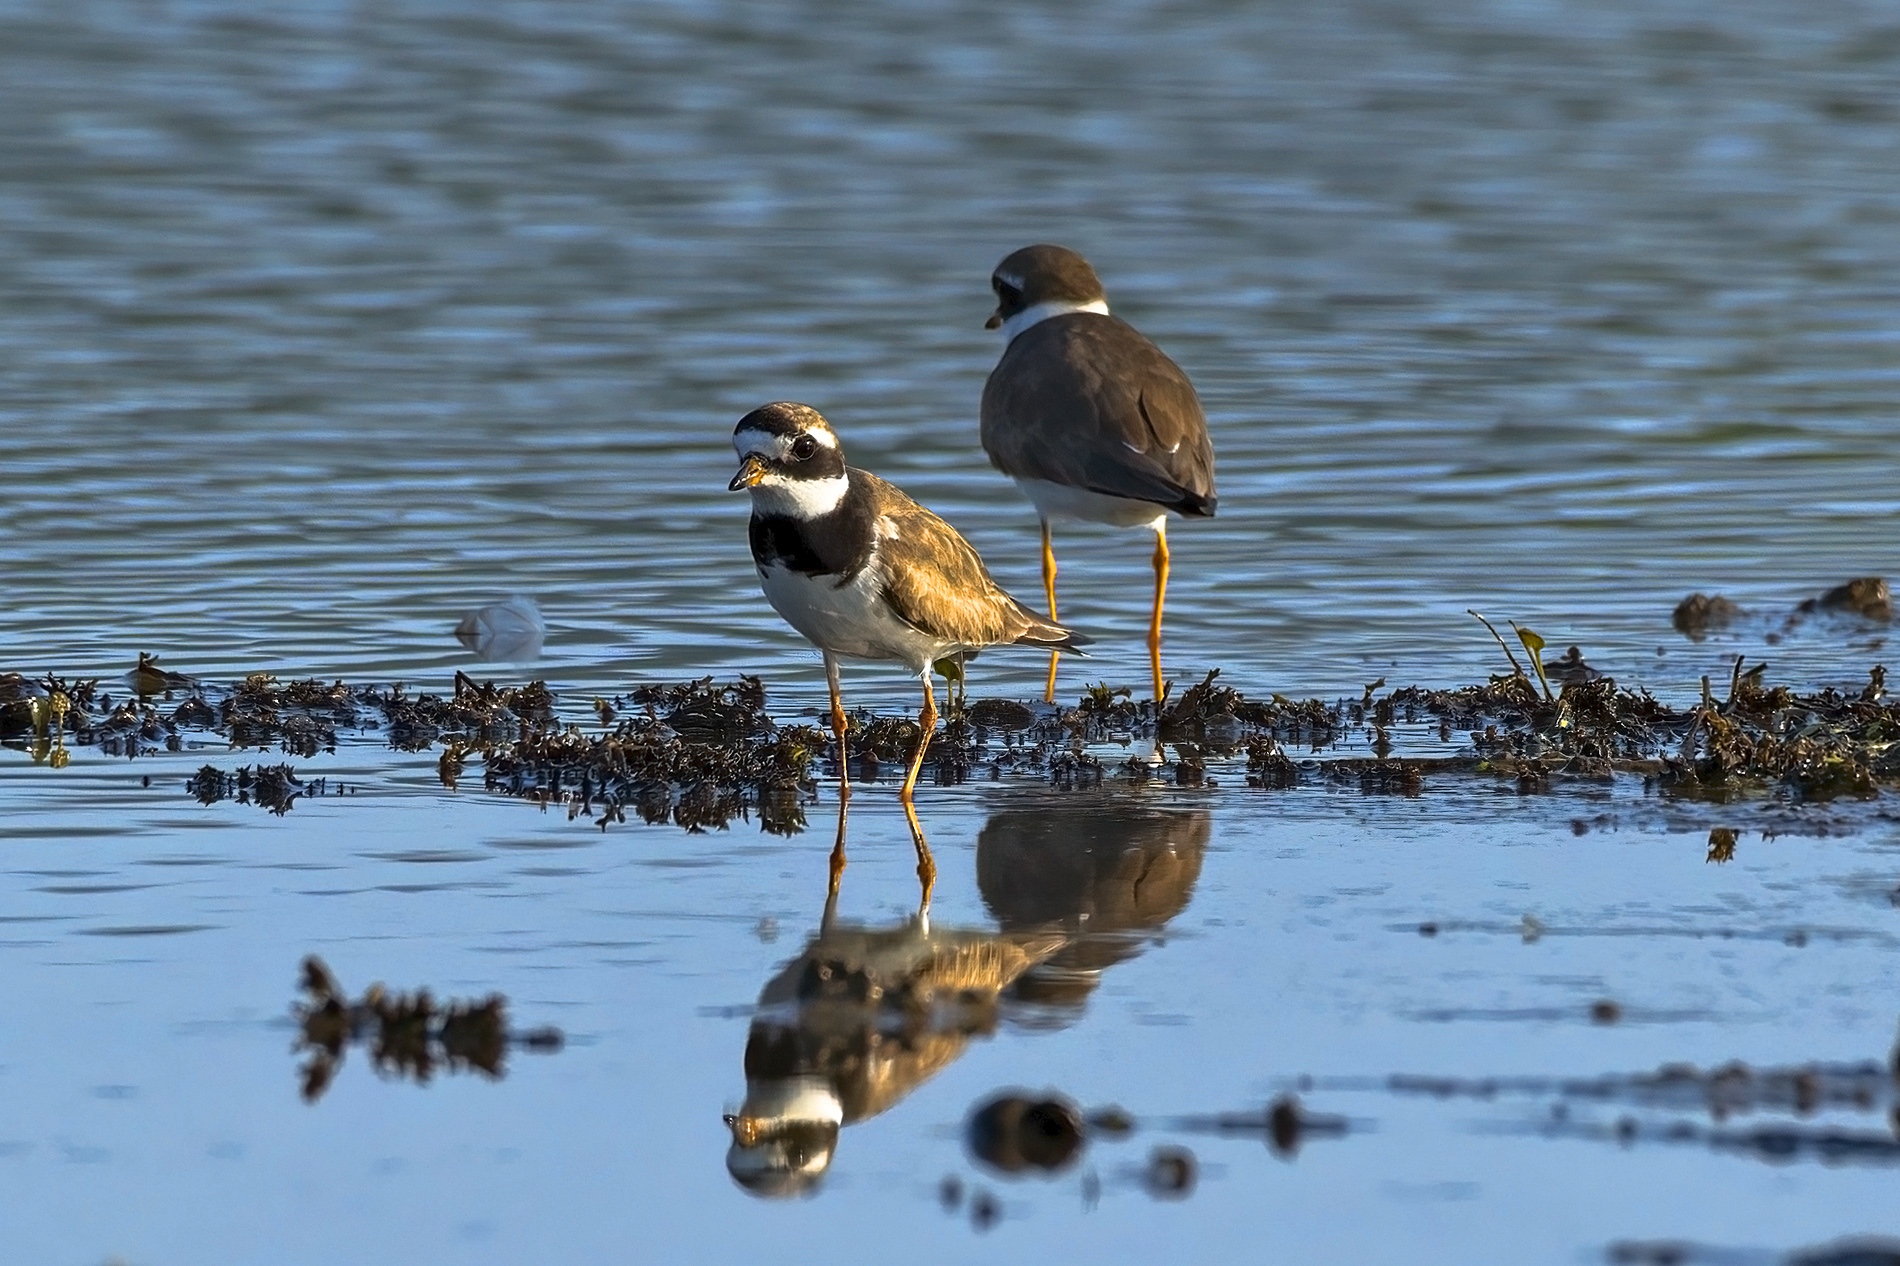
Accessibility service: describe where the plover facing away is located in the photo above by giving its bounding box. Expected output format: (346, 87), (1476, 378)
(979, 244), (1217, 703)
(729, 401), (1086, 900)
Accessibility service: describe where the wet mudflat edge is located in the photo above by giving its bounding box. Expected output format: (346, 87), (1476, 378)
(0, 660), (1896, 1262)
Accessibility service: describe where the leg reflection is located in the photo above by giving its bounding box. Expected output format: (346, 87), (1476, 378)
(902, 795), (935, 913)
(824, 794), (848, 912)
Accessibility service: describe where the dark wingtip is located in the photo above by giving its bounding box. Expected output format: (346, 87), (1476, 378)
(1177, 491), (1217, 518)
(1013, 623), (1090, 655)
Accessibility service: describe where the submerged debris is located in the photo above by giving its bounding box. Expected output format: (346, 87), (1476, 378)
(1676, 577), (1892, 644)
(1173, 1093), (1350, 1158)
(967, 1093), (1087, 1174)
(188, 762), (320, 815)
(292, 955), (562, 1103)
(126, 651), (199, 697)
(1612, 1237), (1900, 1266)
(1674, 594), (1745, 640)
(1350, 1035), (1900, 1169)
(484, 676), (821, 832)
(1803, 577), (1892, 623)
(0, 662), (555, 757)
(1142, 1145), (1197, 1198)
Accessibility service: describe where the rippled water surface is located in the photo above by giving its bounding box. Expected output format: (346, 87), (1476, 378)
(3, 0), (1899, 1262)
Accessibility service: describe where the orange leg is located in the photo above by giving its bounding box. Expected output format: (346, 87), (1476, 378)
(1041, 519), (1061, 703)
(898, 673), (939, 901)
(823, 652), (851, 806)
(822, 653), (851, 889)
(1149, 522), (1170, 703)
(899, 673), (938, 800)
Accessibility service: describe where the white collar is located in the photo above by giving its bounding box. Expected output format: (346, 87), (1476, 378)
(1000, 297), (1110, 342)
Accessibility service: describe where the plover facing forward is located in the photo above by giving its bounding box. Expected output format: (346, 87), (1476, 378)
(730, 401), (1086, 899)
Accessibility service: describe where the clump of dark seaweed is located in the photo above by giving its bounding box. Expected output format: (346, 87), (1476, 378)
(188, 762), (322, 814)
(479, 677), (825, 832)
(377, 672), (557, 751)
(630, 674), (768, 743)
(292, 955), (562, 1104)
(1801, 576), (1892, 622)
(967, 1092), (1086, 1174)
(9, 639), (1897, 815)
(1674, 593), (1746, 641)
(5, 660), (560, 758)
(1675, 576), (1892, 645)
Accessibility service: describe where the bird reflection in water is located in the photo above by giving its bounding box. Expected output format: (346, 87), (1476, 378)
(977, 804), (1208, 1027)
(724, 800), (1208, 1196)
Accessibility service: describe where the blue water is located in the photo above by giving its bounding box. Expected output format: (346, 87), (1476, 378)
(2, 1), (1898, 1261)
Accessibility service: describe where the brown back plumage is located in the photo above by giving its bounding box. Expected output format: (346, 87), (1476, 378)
(982, 313), (1217, 517)
(857, 470), (1087, 653)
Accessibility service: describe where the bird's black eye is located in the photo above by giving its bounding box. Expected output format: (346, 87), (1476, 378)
(790, 435), (818, 461)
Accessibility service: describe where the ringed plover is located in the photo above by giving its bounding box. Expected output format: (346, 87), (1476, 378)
(979, 244), (1217, 703)
(729, 401), (1086, 898)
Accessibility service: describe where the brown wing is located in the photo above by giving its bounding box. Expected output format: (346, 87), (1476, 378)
(981, 314), (1217, 516)
(858, 472), (1086, 652)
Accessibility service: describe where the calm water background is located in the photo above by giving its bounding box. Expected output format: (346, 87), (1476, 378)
(2, 0), (1899, 1262)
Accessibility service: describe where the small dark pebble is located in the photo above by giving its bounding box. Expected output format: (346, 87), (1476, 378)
(967, 1092), (1085, 1174)
(967, 699), (1035, 732)
(1087, 1105), (1135, 1135)
(1673, 592), (1743, 640)
(1591, 999), (1622, 1024)
(969, 1188), (999, 1231)
(517, 1026), (565, 1051)
(1144, 1145), (1196, 1199)
(1418, 922), (1439, 937)
(938, 1174), (963, 1211)
(1788, 1237), (1900, 1266)
(1809, 577), (1892, 622)
(141, 775), (150, 788)
(1268, 1094), (1303, 1157)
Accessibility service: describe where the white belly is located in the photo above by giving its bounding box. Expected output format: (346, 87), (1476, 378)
(757, 562), (946, 673)
(1014, 478), (1168, 530)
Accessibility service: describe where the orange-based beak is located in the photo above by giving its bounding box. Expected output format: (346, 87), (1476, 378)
(984, 309), (1003, 330)
(728, 454), (768, 491)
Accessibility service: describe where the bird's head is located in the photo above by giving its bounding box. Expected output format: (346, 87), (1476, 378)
(986, 244), (1110, 339)
(730, 402), (850, 517)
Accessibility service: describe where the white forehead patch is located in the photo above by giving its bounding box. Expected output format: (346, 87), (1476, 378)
(995, 270), (1025, 291)
(734, 426), (837, 461)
